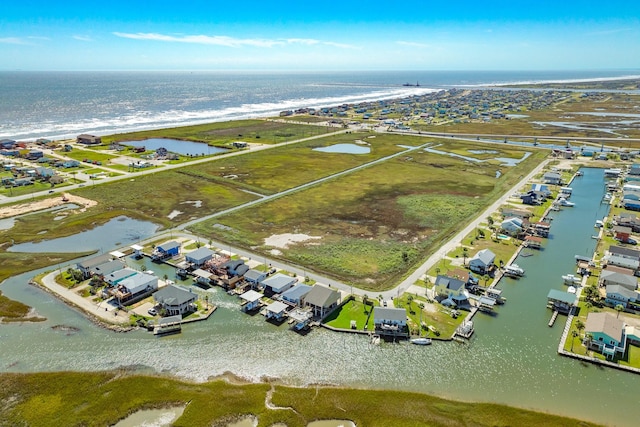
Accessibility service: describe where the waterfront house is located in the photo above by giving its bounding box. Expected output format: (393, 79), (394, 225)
(77, 134), (101, 145)
(373, 307), (407, 331)
(301, 284), (341, 318)
(261, 273), (297, 296)
(500, 217), (525, 235)
(606, 255), (640, 272)
(434, 275), (469, 307)
(615, 214), (640, 233)
(500, 208), (533, 220)
(240, 289), (263, 312)
(520, 190), (543, 206)
(192, 268), (214, 286)
(613, 226), (633, 243)
(609, 246), (640, 261)
(280, 284), (312, 306)
(92, 260), (126, 278)
(469, 249), (495, 275)
(112, 272), (158, 305)
(585, 312), (626, 359)
(154, 285), (197, 316)
(265, 301), (289, 322)
(622, 199), (640, 211)
(0, 139), (16, 149)
(77, 253), (114, 279)
(546, 289), (578, 314)
(599, 270), (638, 291)
(244, 269), (267, 287)
(153, 241), (181, 261)
(224, 259), (249, 277)
(543, 171), (563, 185)
(531, 183), (552, 197)
(604, 284), (638, 308)
(184, 247), (215, 267)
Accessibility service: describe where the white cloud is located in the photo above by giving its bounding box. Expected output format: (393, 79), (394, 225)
(113, 32), (282, 48)
(113, 32), (357, 49)
(0, 37), (29, 45)
(73, 35), (94, 42)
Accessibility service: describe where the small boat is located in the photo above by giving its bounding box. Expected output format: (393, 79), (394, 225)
(562, 274), (581, 285)
(557, 197), (575, 207)
(411, 337), (432, 345)
(594, 220), (604, 228)
(567, 286), (577, 294)
(576, 171), (583, 176)
(504, 264), (525, 277)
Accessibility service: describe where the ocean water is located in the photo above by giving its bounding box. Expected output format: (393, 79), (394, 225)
(0, 70), (638, 141)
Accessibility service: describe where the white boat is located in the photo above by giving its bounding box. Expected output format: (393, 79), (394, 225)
(567, 286), (577, 294)
(411, 337), (432, 345)
(594, 220), (604, 228)
(562, 274), (581, 285)
(557, 197), (575, 207)
(504, 264), (525, 277)
(576, 171), (583, 176)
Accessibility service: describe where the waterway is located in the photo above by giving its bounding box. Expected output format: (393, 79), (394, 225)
(0, 168), (636, 426)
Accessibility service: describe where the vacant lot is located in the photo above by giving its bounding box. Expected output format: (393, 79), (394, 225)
(191, 140), (546, 290)
(101, 119), (331, 146)
(184, 131), (420, 194)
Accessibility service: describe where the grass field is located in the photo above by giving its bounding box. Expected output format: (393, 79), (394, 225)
(190, 140), (547, 290)
(0, 371), (600, 427)
(101, 119), (331, 146)
(183, 130), (417, 194)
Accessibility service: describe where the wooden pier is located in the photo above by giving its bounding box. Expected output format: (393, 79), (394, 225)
(548, 310), (559, 327)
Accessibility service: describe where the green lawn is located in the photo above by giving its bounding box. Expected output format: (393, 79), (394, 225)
(324, 297), (376, 330)
(59, 148), (117, 163)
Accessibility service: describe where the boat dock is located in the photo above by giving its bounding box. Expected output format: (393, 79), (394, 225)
(548, 310), (559, 327)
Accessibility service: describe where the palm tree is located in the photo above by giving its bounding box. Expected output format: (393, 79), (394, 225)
(584, 301), (593, 313)
(483, 274), (490, 287)
(462, 247), (469, 266)
(407, 294), (414, 314)
(571, 330), (579, 352)
(615, 304), (624, 318)
(576, 319), (585, 336)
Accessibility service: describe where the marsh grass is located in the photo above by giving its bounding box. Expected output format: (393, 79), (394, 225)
(0, 371), (599, 427)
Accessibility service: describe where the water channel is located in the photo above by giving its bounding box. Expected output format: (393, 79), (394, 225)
(0, 168), (636, 426)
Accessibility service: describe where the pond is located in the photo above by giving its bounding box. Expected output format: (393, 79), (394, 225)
(313, 144), (371, 154)
(112, 406), (186, 427)
(423, 145), (531, 166)
(122, 138), (229, 156)
(8, 216), (159, 253)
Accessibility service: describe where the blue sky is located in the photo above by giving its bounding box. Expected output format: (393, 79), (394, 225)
(1, 1), (639, 71)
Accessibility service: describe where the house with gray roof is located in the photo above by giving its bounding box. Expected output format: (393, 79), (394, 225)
(605, 284), (638, 308)
(244, 269), (267, 287)
(112, 272), (158, 305)
(469, 249), (495, 275)
(93, 260), (126, 278)
(77, 253), (114, 279)
(301, 284), (341, 318)
(104, 268), (139, 286)
(280, 284), (312, 305)
(600, 270), (637, 291)
(262, 273), (297, 296)
(585, 312), (626, 359)
(434, 275), (468, 307)
(185, 247), (215, 267)
(373, 307), (407, 328)
(606, 254), (640, 271)
(608, 245), (640, 261)
(154, 285), (197, 316)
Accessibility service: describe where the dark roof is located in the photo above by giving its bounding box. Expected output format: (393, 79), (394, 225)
(303, 285), (340, 308)
(435, 275), (466, 292)
(154, 285), (197, 306)
(609, 245), (640, 259)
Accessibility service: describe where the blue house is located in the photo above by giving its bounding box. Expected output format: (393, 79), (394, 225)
(153, 241), (181, 260)
(585, 312), (626, 360)
(0, 139), (16, 149)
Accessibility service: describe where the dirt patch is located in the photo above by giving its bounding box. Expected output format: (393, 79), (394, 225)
(264, 233), (322, 249)
(0, 194), (97, 219)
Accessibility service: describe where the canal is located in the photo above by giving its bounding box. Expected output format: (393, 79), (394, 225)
(0, 167), (635, 426)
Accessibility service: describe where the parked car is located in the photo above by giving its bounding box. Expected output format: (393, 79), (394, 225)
(147, 308), (157, 316)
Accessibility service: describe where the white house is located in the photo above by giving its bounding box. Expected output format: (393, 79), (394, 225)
(469, 249), (496, 275)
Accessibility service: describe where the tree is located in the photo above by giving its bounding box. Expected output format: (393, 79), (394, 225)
(483, 274), (490, 287)
(363, 294), (369, 307)
(571, 330), (579, 352)
(462, 247), (469, 266)
(407, 294), (414, 314)
(615, 304), (624, 318)
(576, 319), (585, 336)
(584, 301), (593, 313)
(486, 216), (494, 227)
